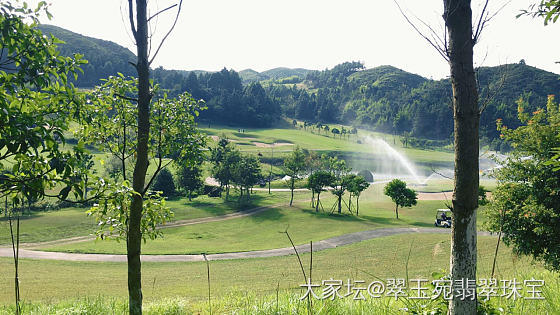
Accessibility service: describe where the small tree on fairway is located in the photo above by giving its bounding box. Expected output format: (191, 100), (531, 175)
(210, 138), (240, 200)
(304, 151), (322, 207)
(384, 179), (417, 219)
(177, 164), (203, 201)
(347, 175), (370, 216)
(283, 147), (306, 206)
(232, 154), (262, 201)
(327, 156), (350, 214)
(152, 168), (176, 197)
(331, 128), (340, 138)
(307, 170), (335, 212)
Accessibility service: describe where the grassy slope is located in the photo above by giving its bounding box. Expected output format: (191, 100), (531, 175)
(0, 233), (547, 304)
(40, 183), (487, 254)
(203, 125), (454, 164)
(0, 193), (289, 245)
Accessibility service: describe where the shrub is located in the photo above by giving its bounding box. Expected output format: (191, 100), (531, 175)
(152, 168), (176, 197)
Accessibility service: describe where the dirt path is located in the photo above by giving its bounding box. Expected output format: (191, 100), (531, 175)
(0, 228), (492, 262)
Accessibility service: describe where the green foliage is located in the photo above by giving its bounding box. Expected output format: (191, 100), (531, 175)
(520, 1), (560, 25)
(209, 138), (262, 201)
(272, 62), (559, 148)
(283, 147), (306, 205)
(87, 182), (172, 241)
(347, 175), (370, 197)
(210, 138), (240, 199)
(478, 185), (489, 206)
(81, 75), (205, 240)
(0, 1), (88, 202)
(487, 95), (560, 270)
(169, 68), (281, 127)
(307, 170), (335, 211)
(232, 154), (262, 200)
(345, 174), (370, 215)
(176, 164), (203, 201)
(152, 169), (176, 198)
(384, 179), (418, 218)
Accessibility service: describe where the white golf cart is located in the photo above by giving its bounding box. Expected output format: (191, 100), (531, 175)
(434, 209), (452, 228)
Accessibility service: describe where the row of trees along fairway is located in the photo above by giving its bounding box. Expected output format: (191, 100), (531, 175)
(281, 149), (370, 215)
(209, 138), (262, 202)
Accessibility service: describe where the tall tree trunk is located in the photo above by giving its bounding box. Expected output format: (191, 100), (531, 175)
(128, 1), (150, 314)
(289, 179), (294, 206)
(337, 194), (342, 214)
(290, 188), (294, 206)
(395, 204), (399, 219)
(315, 192), (320, 212)
(9, 201), (20, 315)
(311, 190), (315, 208)
(444, 1), (480, 313)
(356, 195), (359, 216)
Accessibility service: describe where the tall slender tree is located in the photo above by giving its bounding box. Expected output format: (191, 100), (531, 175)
(283, 147), (306, 206)
(126, 1), (184, 314)
(444, 1), (480, 313)
(395, 0), (491, 312)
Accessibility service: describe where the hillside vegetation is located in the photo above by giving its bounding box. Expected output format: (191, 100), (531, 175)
(38, 25), (560, 149)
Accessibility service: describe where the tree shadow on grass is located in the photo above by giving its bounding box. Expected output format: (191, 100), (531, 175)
(0, 212), (41, 222)
(246, 207), (286, 222)
(171, 194), (274, 218)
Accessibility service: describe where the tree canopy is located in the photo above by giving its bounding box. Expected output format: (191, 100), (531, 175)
(486, 95), (560, 270)
(383, 179), (418, 219)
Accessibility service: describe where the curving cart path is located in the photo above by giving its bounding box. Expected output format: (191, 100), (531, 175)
(0, 227), (492, 263)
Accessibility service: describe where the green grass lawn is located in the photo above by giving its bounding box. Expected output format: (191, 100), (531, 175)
(166, 192), (289, 221)
(0, 207), (97, 245)
(0, 233), (548, 305)
(203, 125), (454, 165)
(39, 186), (477, 254)
(0, 192), (291, 246)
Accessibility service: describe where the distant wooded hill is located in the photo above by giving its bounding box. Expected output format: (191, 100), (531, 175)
(268, 61), (560, 149)
(38, 25), (560, 149)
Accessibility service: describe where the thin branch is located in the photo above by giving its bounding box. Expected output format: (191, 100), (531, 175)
(393, 0), (449, 61)
(430, 165), (453, 180)
(282, 227), (307, 282)
(120, 1), (136, 46)
(143, 159), (173, 195)
(114, 93), (139, 103)
(479, 65), (509, 114)
(474, 1), (511, 44)
(128, 0), (137, 40)
(473, 0), (490, 44)
(148, 0), (183, 66)
(147, 4), (177, 22)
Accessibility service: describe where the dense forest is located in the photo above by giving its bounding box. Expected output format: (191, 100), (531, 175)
(39, 25), (560, 149)
(268, 61), (560, 149)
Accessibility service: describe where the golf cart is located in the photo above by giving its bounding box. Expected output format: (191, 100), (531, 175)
(434, 209), (452, 228)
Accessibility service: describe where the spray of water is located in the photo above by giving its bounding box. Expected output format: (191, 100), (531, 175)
(364, 136), (425, 184)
